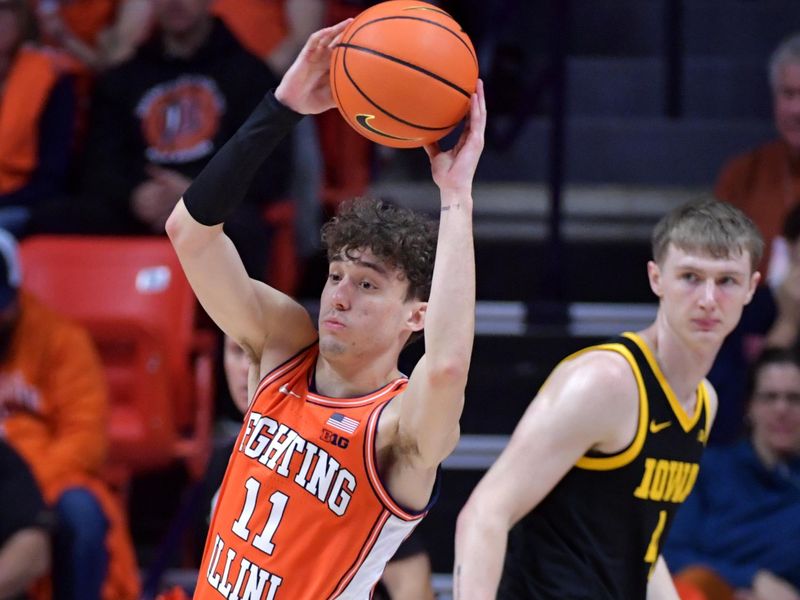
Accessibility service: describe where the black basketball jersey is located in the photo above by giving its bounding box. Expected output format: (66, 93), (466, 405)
(498, 332), (710, 600)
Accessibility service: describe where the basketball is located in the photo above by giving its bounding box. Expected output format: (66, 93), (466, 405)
(330, 1), (479, 149)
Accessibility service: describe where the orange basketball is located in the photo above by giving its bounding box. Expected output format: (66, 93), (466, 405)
(330, 1), (479, 149)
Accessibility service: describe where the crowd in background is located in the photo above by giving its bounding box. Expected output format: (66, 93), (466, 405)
(0, 0), (799, 599)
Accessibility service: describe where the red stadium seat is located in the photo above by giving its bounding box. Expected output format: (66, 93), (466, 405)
(19, 235), (214, 481)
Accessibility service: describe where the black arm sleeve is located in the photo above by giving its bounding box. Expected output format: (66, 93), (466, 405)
(183, 90), (303, 226)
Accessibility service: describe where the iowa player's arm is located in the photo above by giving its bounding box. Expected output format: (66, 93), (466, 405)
(166, 22), (351, 368)
(647, 556), (681, 599)
(453, 350), (641, 599)
(378, 83), (486, 512)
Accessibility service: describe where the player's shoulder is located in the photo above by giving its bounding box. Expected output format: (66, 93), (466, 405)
(542, 347), (639, 416)
(556, 346), (638, 391)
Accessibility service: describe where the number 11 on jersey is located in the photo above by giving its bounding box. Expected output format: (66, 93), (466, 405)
(232, 476), (290, 555)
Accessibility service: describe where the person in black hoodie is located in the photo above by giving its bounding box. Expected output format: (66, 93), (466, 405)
(79, 0), (292, 278)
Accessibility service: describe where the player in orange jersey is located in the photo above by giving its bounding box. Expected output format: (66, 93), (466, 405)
(166, 19), (486, 600)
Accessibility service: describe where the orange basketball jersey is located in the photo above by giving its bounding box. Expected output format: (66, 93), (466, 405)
(195, 345), (433, 600)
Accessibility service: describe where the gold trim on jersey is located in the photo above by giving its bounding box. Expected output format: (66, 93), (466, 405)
(561, 343), (650, 471)
(623, 332), (705, 432)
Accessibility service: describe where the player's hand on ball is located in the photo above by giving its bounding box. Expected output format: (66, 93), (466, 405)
(275, 19), (352, 115)
(424, 79), (486, 198)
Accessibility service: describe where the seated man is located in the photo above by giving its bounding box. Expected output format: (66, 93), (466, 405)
(0, 0), (77, 237)
(665, 347), (800, 600)
(79, 0), (292, 278)
(0, 229), (138, 600)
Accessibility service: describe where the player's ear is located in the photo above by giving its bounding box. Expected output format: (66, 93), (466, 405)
(406, 301), (426, 332)
(745, 270), (761, 304)
(647, 260), (663, 298)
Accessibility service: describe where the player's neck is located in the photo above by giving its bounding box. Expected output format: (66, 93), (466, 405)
(314, 354), (402, 399)
(638, 321), (717, 407)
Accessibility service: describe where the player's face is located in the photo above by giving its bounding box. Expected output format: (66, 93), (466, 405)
(318, 248), (423, 361)
(748, 362), (800, 460)
(648, 244), (759, 349)
(774, 62), (800, 153)
(223, 335), (251, 415)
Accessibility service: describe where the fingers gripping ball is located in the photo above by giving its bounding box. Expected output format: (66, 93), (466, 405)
(330, 0), (479, 149)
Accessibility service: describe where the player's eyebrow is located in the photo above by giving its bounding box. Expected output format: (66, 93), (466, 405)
(330, 255), (389, 276)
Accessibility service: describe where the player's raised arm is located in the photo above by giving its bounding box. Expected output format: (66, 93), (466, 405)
(454, 352), (638, 599)
(396, 81), (486, 469)
(165, 21), (350, 360)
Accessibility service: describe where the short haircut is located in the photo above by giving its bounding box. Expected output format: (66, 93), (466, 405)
(769, 32), (800, 90)
(651, 198), (764, 272)
(320, 197), (437, 303)
(745, 346), (800, 403)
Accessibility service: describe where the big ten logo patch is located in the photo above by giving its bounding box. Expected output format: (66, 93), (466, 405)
(137, 76), (226, 163)
(320, 428), (349, 449)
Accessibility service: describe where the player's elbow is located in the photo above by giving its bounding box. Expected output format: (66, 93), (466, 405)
(165, 202), (189, 245)
(457, 492), (508, 540)
(166, 200), (217, 253)
(427, 360), (469, 389)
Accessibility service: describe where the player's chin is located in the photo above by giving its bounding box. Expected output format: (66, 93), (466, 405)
(319, 336), (347, 357)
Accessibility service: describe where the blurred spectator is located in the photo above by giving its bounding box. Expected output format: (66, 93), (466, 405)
(766, 204), (800, 350)
(316, 0), (377, 212)
(211, 0), (323, 76)
(31, 0), (152, 71)
(213, 0), (325, 265)
(0, 439), (53, 600)
(0, 229), (138, 600)
(0, 0), (77, 237)
(665, 347), (800, 600)
(715, 32), (800, 279)
(78, 0), (291, 278)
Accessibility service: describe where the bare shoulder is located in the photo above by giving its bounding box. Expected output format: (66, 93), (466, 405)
(542, 348), (639, 413)
(505, 347), (640, 456)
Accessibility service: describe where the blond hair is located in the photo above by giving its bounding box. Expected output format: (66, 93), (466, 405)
(652, 198), (763, 272)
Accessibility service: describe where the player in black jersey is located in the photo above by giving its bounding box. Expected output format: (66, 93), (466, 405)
(455, 199), (764, 599)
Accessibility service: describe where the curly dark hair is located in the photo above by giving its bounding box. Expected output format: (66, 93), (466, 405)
(320, 197), (437, 303)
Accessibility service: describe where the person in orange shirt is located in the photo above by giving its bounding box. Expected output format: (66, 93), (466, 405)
(0, 229), (139, 600)
(0, 0), (77, 237)
(716, 32), (800, 280)
(166, 19), (485, 598)
(31, 0), (152, 70)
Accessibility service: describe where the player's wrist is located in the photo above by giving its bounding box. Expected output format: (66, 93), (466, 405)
(440, 190), (473, 211)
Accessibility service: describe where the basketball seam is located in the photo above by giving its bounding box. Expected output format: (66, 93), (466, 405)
(337, 42), (471, 99)
(350, 15), (478, 68)
(339, 43), (461, 131)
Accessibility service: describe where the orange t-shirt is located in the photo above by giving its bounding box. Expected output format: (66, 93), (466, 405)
(211, 0), (287, 59)
(0, 46), (74, 195)
(195, 345), (432, 599)
(715, 139), (800, 276)
(30, 0), (117, 45)
(0, 292), (139, 600)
